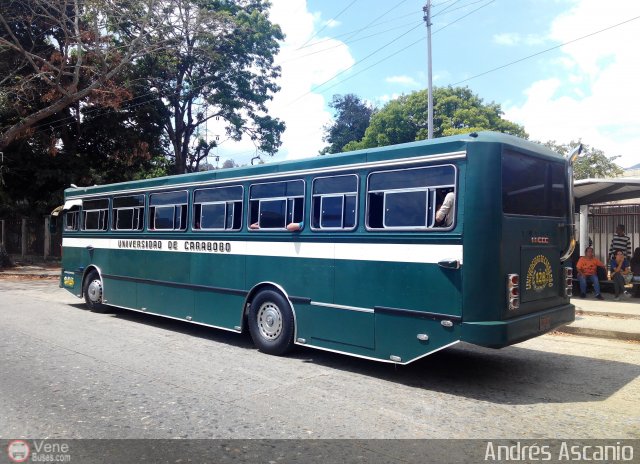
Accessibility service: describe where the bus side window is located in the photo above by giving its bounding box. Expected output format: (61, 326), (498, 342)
(149, 191), (188, 231)
(82, 198), (109, 231)
(311, 174), (358, 231)
(366, 165), (456, 230)
(113, 195), (145, 231)
(248, 180), (305, 231)
(193, 186), (243, 231)
(64, 208), (79, 231)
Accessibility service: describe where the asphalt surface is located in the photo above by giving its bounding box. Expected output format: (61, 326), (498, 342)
(0, 279), (638, 440)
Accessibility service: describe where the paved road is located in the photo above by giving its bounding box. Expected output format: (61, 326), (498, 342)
(0, 279), (638, 439)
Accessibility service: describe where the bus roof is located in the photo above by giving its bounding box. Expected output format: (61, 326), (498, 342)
(64, 131), (561, 198)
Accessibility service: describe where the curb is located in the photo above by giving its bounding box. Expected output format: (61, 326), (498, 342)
(0, 272), (59, 279)
(555, 324), (640, 342)
(576, 309), (640, 320)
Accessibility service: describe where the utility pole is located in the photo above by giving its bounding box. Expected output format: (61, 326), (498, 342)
(423, 1), (434, 139)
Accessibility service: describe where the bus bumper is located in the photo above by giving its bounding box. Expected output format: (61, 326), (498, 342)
(460, 303), (575, 348)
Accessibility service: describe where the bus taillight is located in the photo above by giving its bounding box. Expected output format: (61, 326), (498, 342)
(564, 267), (573, 298)
(507, 273), (520, 311)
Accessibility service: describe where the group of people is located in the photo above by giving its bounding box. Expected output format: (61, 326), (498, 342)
(575, 224), (640, 301)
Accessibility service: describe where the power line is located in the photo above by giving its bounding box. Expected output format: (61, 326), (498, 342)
(431, 0), (465, 17)
(432, 0), (493, 18)
(312, 0), (496, 97)
(297, 0), (359, 49)
(452, 14), (640, 85)
(27, 0), (491, 137)
(296, 10), (420, 50)
(287, 22), (425, 106)
(280, 20), (424, 66)
(342, 0), (412, 43)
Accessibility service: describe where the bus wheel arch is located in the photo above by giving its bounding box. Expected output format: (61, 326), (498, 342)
(82, 267), (108, 313)
(244, 283), (296, 356)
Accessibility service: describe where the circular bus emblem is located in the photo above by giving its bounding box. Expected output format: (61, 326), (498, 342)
(7, 440), (30, 463)
(526, 254), (554, 292)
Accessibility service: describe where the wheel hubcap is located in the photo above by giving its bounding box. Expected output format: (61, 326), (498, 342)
(257, 302), (282, 340)
(87, 279), (102, 303)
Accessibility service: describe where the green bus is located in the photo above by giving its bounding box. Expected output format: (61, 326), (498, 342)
(58, 131), (576, 364)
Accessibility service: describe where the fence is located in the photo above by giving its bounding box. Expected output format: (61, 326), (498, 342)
(0, 217), (62, 260)
(588, 204), (640, 261)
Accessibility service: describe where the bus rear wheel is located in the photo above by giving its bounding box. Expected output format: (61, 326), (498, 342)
(248, 290), (295, 356)
(84, 271), (107, 313)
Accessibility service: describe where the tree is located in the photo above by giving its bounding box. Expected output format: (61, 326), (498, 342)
(543, 140), (624, 179)
(0, 0), (168, 149)
(343, 86), (527, 151)
(0, 73), (170, 219)
(320, 94), (373, 155)
(222, 159), (238, 169)
(138, 0), (285, 173)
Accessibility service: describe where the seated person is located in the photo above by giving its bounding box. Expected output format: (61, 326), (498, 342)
(575, 246), (605, 300)
(610, 249), (631, 300)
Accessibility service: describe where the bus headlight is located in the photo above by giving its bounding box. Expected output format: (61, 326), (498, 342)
(507, 273), (519, 311)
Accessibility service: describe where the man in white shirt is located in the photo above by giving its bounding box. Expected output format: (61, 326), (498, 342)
(435, 191), (455, 227)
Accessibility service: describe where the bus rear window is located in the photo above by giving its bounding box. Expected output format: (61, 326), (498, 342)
(502, 151), (567, 217)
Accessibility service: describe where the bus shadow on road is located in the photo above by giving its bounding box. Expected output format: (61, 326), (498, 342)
(94, 305), (257, 351)
(289, 341), (640, 406)
(68, 303), (638, 405)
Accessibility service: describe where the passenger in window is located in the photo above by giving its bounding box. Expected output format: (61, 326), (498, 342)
(435, 191), (455, 227)
(610, 249), (631, 300)
(576, 247), (606, 300)
(250, 222), (260, 230)
(286, 221), (304, 232)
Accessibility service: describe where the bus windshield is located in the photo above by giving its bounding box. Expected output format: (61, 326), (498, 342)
(502, 151), (567, 217)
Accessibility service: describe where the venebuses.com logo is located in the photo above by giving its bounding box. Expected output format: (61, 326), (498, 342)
(6, 440), (71, 463)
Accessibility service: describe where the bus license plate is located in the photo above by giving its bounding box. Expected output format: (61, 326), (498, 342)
(539, 316), (551, 331)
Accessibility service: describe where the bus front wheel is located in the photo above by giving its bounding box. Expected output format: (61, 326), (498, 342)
(248, 290), (295, 356)
(83, 271), (107, 313)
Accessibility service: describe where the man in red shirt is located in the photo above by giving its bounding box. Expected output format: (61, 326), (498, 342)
(576, 246), (606, 299)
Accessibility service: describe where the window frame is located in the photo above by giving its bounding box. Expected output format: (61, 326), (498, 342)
(64, 209), (80, 232)
(248, 179), (305, 231)
(193, 185), (244, 232)
(311, 174), (359, 231)
(365, 164), (457, 232)
(148, 190), (189, 232)
(382, 187), (430, 229)
(81, 199), (110, 232)
(112, 194), (145, 232)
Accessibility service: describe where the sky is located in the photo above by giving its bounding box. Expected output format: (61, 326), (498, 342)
(213, 0), (640, 169)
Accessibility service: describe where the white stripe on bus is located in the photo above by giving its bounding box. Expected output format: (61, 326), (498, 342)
(62, 237), (463, 264)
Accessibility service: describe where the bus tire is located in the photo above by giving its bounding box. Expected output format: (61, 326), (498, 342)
(83, 271), (107, 313)
(248, 290), (295, 356)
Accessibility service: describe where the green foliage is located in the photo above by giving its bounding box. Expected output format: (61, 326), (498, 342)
(543, 140), (624, 180)
(0, 0), (286, 215)
(320, 94), (373, 155)
(344, 86), (527, 151)
(138, 0), (286, 173)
